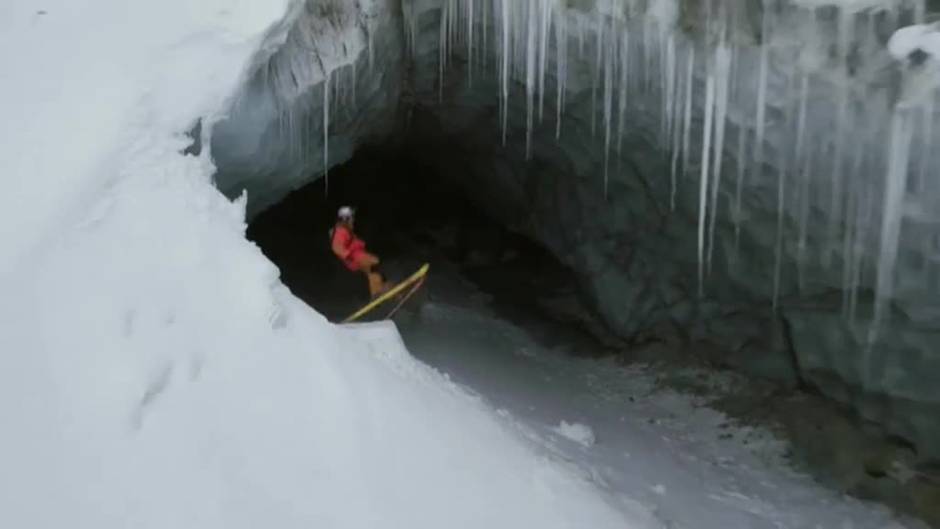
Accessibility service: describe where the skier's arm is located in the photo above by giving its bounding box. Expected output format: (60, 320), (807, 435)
(332, 230), (351, 259)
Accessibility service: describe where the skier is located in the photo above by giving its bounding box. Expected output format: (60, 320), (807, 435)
(331, 206), (388, 298)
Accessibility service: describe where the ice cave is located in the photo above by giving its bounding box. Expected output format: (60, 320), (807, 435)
(3, 0), (940, 527)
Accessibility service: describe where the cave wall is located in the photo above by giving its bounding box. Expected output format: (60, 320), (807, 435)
(210, 0), (940, 460)
(211, 0), (405, 217)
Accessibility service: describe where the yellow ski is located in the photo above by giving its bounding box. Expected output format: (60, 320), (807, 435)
(342, 263), (430, 323)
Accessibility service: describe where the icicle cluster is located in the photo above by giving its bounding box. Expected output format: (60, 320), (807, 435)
(227, 0), (384, 198)
(417, 0), (937, 338)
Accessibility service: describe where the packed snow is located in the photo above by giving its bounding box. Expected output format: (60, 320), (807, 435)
(402, 277), (925, 529)
(0, 1), (651, 527)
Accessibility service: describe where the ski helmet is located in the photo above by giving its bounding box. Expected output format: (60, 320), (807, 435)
(337, 206), (355, 220)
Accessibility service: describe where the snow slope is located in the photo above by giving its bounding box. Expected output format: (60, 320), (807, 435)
(0, 1), (649, 527)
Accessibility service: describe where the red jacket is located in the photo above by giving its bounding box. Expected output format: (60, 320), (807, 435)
(331, 224), (366, 271)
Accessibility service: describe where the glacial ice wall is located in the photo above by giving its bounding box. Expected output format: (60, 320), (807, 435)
(411, 0), (940, 330)
(210, 0), (940, 459)
(212, 0), (403, 216)
(396, 0), (940, 459)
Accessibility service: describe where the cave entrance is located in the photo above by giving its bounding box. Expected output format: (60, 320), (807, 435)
(247, 145), (592, 341)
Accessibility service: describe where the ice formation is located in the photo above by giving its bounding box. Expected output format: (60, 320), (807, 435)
(424, 0), (939, 338)
(0, 1), (650, 527)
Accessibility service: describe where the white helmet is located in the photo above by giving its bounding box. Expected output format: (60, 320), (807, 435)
(337, 206), (355, 220)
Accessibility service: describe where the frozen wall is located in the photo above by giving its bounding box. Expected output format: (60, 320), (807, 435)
(0, 1), (657, 527)
(211, 0), (940, 460)
(212, 0), (404, 216)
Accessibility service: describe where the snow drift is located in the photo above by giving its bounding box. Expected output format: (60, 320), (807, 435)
(0, 1), (649, 527)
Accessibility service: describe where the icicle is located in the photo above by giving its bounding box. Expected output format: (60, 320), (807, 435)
(537, 0), (551, 123)
(794, 75), (810, 166)
(698, 75), (716, 297)
(871, 108), (915, 339)
(439, 0), (449, 104)
(483, 0), (489, 73)
(411, 3), (418, 57)
(603, 33), (614, 198)
(468, 0), (475, 87)
(669, 44), (685, 212)
(555, 7), (567, 140)
(706, 43), (732, 275)
(591, 11), (603, 137)
(664, 35), (677, 152)
(789, 73), (810, 290)
(681, 47), (695, 180)
(323, 72), (331, 196)
(500, 0), (510, 145)
(617, 31), (630, 155)
(642, 22), (651, 94)
(659, 34), (668, 142)
(525, 0), (537, 159)
(449, 0), (457, 60)
(753, 11), (769, 183)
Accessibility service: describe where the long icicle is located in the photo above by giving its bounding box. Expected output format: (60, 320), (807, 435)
(707, 43), (732, 275)
(698, 75), (717, 297)
(468, 0), (475, 87)
(664, 34), (677, 156)
(538, 0), (551, 122)
(794, 75), (810, 169)
(500, 0), (510, 145)
(617, 30), (630, 153)
(482, 0), (489, 72)
(525, 0), (537, 159)
(825, 7), (853, 268)
(591, 10), (604, 137)
(681, 47), (695, 180)
(439, 0), (449, 103)
(670, 43), (685, 211)
(555, 6), (567, 140)
(753, 8), (770, 194)
(871, 108), (915, 341)
(603, 31), (614, 198)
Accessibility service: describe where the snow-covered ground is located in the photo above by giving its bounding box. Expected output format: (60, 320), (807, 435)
(401, 266), (926, 529)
